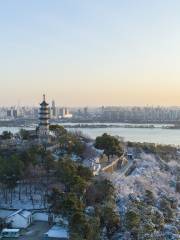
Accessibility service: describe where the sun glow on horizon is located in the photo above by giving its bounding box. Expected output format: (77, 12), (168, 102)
(1, 0), (180, 106)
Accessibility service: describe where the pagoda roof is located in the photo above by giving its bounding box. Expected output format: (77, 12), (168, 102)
(40, 94), (49, 106)
(40, 100), (49, 106)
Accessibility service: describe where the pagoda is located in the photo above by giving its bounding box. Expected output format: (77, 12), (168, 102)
(38, 94), (50, 142)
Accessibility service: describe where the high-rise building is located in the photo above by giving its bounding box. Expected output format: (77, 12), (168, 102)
(60, 107), (72, 119)
(12, 109), (18, 118)
(51, 100), (56, 118)
(7, 110), (12, 118)
(84, 107), (88, 116)
(6, 107), (18, 119)
(38, 94), (50, 142)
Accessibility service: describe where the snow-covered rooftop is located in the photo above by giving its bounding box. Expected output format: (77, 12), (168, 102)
(2, 228), (20, 233)
(0, 209), (32, 219)
(20, 210), (32, 218)
(0, 210), (15, 218)
(45, 225), (68, 239)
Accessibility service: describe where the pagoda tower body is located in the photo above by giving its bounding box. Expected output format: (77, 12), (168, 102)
(39, 94), (50, 142)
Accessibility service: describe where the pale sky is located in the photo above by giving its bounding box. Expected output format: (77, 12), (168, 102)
(1, 0), (180, 106)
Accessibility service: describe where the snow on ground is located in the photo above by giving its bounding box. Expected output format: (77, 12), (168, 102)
(0, 185), (47, 210)
(110, 153), (180, 211)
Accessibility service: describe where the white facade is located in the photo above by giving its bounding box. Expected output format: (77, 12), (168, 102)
(33, 212), (49, 222)
(6, 210), (32, 229)
(32, 211), (67, 224)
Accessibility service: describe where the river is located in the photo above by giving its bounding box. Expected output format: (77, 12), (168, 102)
(0, 123), (180, 145)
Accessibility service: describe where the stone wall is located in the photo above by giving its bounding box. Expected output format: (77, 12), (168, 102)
(101, 155), (127, 174)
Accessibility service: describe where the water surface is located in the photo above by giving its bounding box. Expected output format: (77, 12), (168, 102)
(0, 124), (180, 145)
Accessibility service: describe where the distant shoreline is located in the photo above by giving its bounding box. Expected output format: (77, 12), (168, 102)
(0, 122), (180, 129)
(64, 124), (156, 129)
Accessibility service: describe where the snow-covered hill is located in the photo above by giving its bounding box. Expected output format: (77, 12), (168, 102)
(110, 153), (180, 239)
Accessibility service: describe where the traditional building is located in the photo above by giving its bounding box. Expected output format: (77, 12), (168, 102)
(38, 94), (50, 143)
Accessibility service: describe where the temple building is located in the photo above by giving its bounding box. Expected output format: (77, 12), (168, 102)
(38, 94), (50, 143)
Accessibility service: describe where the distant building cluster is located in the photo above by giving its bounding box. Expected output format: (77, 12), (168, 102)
(68, 106), (180, 123)
(0, 106), (38, 120)
(100, 106), (180, 123)
(50, 99), (72, 119)
(0, 101), (73, 121)
(1, 102), (180, 123)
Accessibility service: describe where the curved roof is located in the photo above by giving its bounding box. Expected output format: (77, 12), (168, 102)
(40, 94), (49, 106)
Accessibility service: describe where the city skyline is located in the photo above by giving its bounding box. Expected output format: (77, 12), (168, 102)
(1, 1), (180, 106)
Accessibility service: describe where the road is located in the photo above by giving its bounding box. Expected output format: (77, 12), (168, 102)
(19, 222), (50, 240)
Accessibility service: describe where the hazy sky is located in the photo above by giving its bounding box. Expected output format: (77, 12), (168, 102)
(1, 0), (180, 107)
